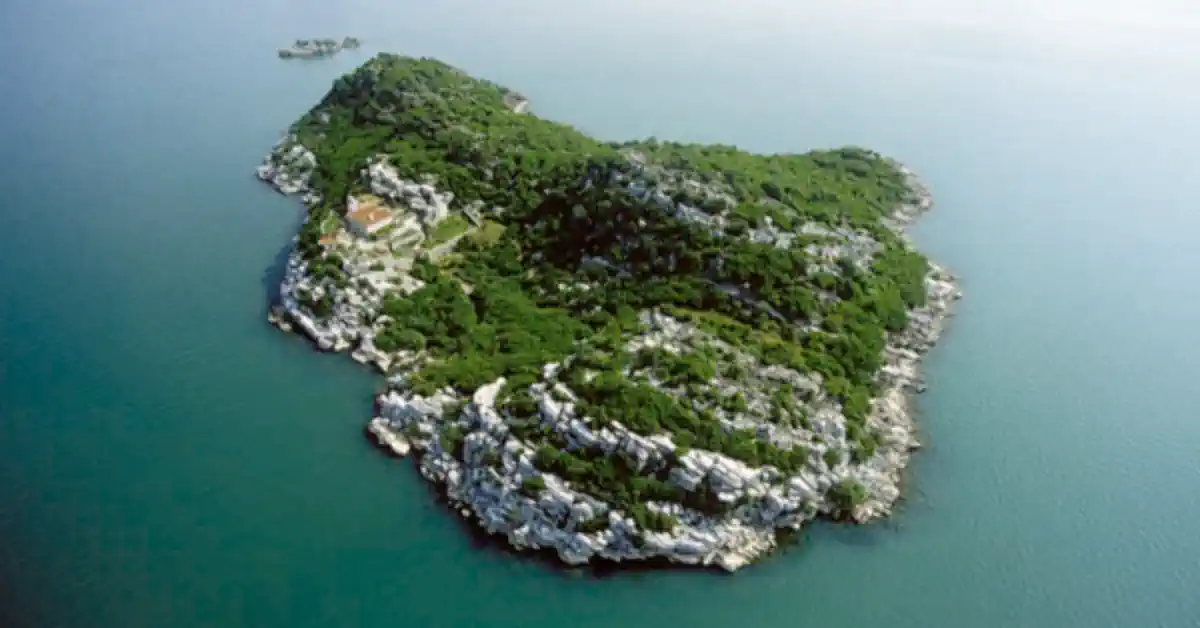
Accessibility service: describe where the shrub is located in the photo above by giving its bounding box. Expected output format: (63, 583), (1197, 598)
(280, 54), (934, 529)
(629, 503), (680, 533)
(851, 430), (879, 463)
(522, 475), (546, 494)
(440, 425), (465, 458)
(829, 479), (869, 515)
(395, 329), (426, 351)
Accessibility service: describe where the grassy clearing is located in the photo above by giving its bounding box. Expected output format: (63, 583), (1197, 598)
(318, 213), (341, 235)
(470, 219), (506, 247)
(426, 214), (470, 247)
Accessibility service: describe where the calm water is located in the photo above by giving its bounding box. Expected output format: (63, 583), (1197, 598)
(2, 1), (1200, 626)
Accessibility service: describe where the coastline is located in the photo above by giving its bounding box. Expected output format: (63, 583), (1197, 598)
(255, 128), (960, 570)
(854, 164), (961, 523)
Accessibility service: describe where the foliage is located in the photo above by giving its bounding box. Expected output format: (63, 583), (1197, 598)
(522, 475), (546, 494)
(426, 214), (471, 247)
(286, 54), (934, 526)
(531, 437), (684, 512)
(629, 504), (679, 533)
(471, 220), (507, 247)
(829, 478), (869, 515)
(440, 424), (465, 458)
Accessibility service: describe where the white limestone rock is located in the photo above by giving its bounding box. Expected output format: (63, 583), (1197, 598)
(368, 417), (412, 456)
(256, 147), (960, 571)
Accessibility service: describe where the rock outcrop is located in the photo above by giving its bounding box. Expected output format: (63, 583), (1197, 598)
(360, 243), (958, 569)
(256, 136), (319, 203)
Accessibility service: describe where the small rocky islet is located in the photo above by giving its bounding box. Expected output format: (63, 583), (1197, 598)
(256, 53), (960, 572)
(277, 37), (361, 59)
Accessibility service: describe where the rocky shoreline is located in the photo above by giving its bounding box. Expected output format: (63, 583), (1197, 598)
(255, 133), (960, 571)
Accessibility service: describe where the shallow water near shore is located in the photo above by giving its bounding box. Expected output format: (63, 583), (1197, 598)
(3, 1), (1200, 626)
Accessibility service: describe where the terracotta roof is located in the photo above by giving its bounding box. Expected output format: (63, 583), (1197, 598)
(347, 197), (393, 227)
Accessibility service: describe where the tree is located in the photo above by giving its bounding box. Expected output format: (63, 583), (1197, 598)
(281, 53), (935, 537)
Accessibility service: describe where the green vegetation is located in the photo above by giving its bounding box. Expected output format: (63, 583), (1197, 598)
(522, 475), (546, 494)
(561, 364), (811, 474)
(378, 274), (587, 395)
(317, 212), (341, 235)
(426, 214), (471, 247)
(829, 478), (869, 516)
(530, 437), (682, 511)
(470, 219), (507, 247)
(440, 424), (465, 458)
(284, 54), (933, 524)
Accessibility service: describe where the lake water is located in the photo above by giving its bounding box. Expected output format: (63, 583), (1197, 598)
(2, 1), (1199, 626)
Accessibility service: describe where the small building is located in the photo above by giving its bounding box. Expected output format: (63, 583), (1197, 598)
(346, 195), (394, 236)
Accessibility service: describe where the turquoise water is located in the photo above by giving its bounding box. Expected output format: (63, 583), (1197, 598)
(3, 1), (1200, 626)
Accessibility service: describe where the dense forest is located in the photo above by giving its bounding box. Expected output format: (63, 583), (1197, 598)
(284, 54), (932, 518)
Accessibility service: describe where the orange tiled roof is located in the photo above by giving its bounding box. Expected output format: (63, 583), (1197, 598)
(347, 197), (392, 227)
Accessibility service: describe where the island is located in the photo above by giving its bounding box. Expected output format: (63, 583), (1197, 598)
(278, 37), (362, 59)
(256, 53), (960, 571)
